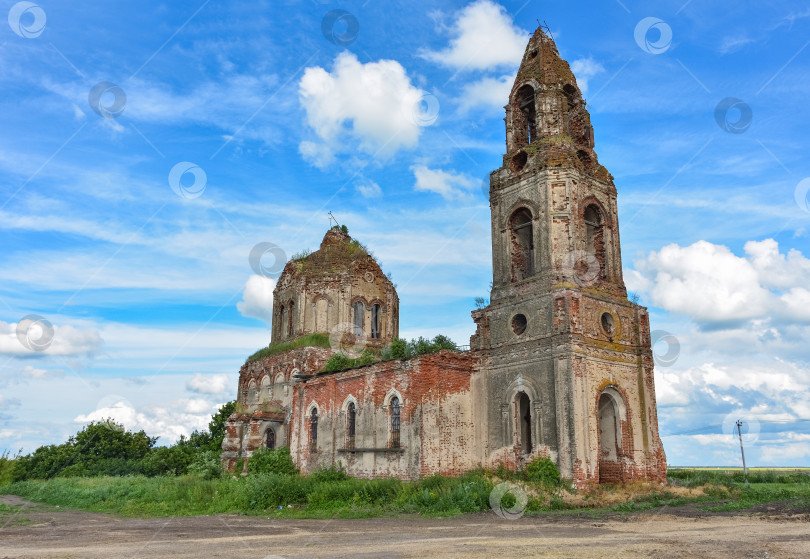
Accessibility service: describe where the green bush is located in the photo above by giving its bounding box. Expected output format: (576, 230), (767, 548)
(381, 335), (459, 361)
(309, 463), (349, 482)
(247, 447), (298, 476)
(323, 352), (354, 372)
(187, 451), (224, 480)
(358, 349), (375, 365)
(525, 456), (561, 487)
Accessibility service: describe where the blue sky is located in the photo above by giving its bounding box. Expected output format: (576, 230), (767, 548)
(1, 0), (809, 467)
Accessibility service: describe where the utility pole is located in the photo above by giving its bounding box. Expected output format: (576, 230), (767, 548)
(736, 419), (748, 486)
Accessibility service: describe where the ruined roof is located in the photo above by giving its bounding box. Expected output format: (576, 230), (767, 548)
(512, 26), (580, 96)
(274, 227), (385, 287)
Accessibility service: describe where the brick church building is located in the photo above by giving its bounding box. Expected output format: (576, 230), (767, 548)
(221, 27), (667, 486)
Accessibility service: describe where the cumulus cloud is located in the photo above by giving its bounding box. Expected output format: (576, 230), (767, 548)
(570, 57), (604, 96)
(421, 0), (527, 71)
(186, 372), (231, 395)
(0, 320), (103, 356)
(237, 274), (275, 325)
(412, 165), (477, 200)
(74, 399), (219, 444)
(298, 52), (428, 164)
(457, 74), (514, 114)
(630, 239), (810, 326)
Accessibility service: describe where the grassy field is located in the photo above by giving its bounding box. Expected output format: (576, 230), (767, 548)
(1, 468), (808, 519)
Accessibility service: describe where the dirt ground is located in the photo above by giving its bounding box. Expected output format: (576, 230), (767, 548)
(1, 495), (808, 558)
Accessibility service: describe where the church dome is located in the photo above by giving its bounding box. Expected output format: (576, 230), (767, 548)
(271, 227), (399, 348)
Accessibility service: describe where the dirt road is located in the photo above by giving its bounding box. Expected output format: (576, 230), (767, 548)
(1, 495), (808, 558)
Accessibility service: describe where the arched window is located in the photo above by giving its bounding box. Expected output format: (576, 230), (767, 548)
(278, 304), (285, 338)
(509, 208), (535, 282)
(563, 83), (577, 109)
(584, 204), (605, 278)
(347, 402), (356, 449)
(247, 380), (258, 406)
(515, 84), (537, 146)
(371, 304), (381, 339)
(310, 407), (318, 451)
(390, 396), (401, 449)
(266, 428), (275, 450)
(287, 300), (295, 338)
(260, 376), (271, 403)
(517, 392), (532, 454)
(598, 392), (622, 482)
(353, 300), (364, 335)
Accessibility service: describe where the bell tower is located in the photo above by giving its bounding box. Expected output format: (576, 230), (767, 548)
(471, 27), (666, 486)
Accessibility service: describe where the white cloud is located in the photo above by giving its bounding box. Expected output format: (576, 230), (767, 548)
(298, 52), (427, 163)
(0, 320), (103, 357)
(631, 239), (810, 325)
(570, 57), (604, 96)
(420, 0), (527, 71)
(74, 399), (219, 444)
(186, 373), (231, 395)
(718, 35), (756, 55)
(411, 165), (477, 200)
(457, 74), (514, 114)
(355, 179), (382, 198)
(236, 274), (276, 325)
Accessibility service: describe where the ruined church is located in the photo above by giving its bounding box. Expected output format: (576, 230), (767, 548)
(221, 27), (667, 486)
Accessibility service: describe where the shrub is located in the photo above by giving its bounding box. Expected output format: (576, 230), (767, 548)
(187, 451), (224, 480)
(381, 335), (459, 361)
(358, 349), (375, 365)
(387, 338), (410, 359)
(525, 456), (561, 487)
(247, 447), (298, 476)
(323, 352), (353, 372)
(310, 463), (349, 482)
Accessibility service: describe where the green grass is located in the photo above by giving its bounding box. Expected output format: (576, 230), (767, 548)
(2, 468), (807, 520)
(0, 471), (495, 519)
(245, 333), (331, 364)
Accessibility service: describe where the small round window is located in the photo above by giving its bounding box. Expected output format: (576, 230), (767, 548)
(511, 314), (527, 335)
(600, 312), (615, 336)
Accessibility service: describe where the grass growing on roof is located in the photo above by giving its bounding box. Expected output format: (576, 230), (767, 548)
(245, 333), (331, 364)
